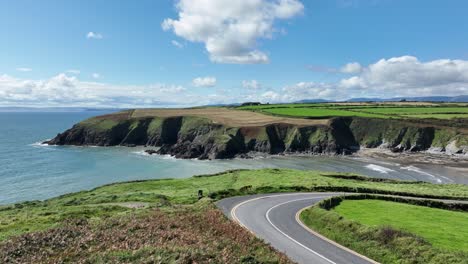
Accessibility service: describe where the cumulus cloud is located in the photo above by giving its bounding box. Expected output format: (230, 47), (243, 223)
(339, 56), (468, 97)
(171, 40), (184, 48)
(2, 56), (467, 107)
(340, 62), (362, 74)
(16, 68), (32, 72)
(192, 76), (217, 87)
(91, 73), (101, 79)
(162, 0), (304, 64)
(242, 80), (262, 90)
(307, 62), (362, 74)
(261, 90), (282, 102)
(281, 82), (335, 101)
(86, 32), (103, 39)
(241, 82), (335, 104)
(254, 56), (468, 103)
(0, 73), (198, 107)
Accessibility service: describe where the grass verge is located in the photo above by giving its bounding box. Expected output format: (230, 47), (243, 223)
(334, 200), (468, 251)
(300, 196), (468, 264)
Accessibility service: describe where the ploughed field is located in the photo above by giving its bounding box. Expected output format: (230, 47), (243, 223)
(238, 102), (468, 121)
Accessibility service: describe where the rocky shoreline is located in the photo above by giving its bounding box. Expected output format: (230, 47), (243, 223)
(45, 110), (468, 160)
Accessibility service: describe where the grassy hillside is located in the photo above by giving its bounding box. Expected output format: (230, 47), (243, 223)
(1, 169), (467, 241)
(1, 169), (468, 262)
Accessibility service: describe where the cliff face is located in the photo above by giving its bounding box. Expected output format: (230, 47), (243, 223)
(46, 112), (468, 159)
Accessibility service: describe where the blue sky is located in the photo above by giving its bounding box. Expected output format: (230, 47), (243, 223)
(1, 0), (467, 107)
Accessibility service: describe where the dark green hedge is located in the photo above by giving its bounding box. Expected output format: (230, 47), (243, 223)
(318, 194), (468, 212)
(208, 185), (468, 202)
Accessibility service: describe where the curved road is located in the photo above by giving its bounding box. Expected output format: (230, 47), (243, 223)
(216, 193), (377, 264)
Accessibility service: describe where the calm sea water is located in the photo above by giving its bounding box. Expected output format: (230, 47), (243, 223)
(0, 111), (466, 205)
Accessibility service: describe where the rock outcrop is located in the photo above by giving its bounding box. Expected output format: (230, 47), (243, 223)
(45, 110), (468, 159)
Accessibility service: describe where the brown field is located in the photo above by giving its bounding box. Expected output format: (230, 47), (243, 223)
(130, 108), (329, 127)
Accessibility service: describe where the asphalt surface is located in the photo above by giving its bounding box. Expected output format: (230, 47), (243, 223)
(216, 193), (376, 264)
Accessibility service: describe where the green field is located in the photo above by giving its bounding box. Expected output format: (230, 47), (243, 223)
(300, 197), (468, 263)
(334, 200), (468, 251)
(238, 103), (468, 120)
(262, 107), (389, 119)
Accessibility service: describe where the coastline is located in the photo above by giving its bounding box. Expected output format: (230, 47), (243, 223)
(355, 147), (468, 166)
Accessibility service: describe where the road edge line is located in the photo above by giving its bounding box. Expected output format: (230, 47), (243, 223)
(265, 197), (338, 264)
(295, 206), (380, 264)
(229, 193), (336, 239)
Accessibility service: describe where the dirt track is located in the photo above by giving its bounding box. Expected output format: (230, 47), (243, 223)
(130, 108), (329, 127)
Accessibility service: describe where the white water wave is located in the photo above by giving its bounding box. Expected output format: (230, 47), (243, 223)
(132, 150), (150, 156)
(400, 165), (451, 183)
(132, 150), (176, 161)
(29, 139), (56, 148)
(365, 164), (395, 174)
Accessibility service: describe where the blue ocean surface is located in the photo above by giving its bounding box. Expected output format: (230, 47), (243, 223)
(0, 111), (466, 205)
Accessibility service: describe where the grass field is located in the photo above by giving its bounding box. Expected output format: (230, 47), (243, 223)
(238, 103), (468, 120)
(300, 198), (468, 263)
(262, 107), (389, 119)
(333, 200), (468, 251)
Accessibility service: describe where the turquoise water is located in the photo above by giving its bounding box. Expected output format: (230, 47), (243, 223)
(0, 111), (465, 205)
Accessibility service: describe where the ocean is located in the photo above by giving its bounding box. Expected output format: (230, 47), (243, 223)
(0, 111), (465, 205)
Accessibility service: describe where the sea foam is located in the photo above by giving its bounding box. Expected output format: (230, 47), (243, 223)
(365, 164), (395, 174)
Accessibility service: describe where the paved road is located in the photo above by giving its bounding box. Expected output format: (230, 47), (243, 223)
(217, 193), (377, 264)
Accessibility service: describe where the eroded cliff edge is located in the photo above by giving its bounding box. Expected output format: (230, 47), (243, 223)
(45, 109), (468, 159)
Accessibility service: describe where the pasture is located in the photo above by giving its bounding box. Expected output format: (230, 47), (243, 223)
(238, 103), (468, 120)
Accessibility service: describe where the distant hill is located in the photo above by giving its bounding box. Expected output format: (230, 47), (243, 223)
(346, 95), (468, 103)
(293, 99), (332, 103)
(293, 95), (468, 103)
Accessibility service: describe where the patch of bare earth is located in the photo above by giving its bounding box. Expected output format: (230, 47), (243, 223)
(130, 108), (328, 127)
(0, 207), (293, 264)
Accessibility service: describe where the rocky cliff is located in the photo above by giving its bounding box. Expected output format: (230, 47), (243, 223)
(45, 110), (468, 159)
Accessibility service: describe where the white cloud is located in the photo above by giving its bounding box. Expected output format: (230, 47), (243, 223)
(162, 0), (304, 64)
(339, 56), (468, 97)
(86, 32), (103, 39)
(242, 80), (262, 90)
(281, 82), (335, 101)
(340, 62), (362, 74)
(261, 90), (282, 102)
(171, 40), (184, 48)
(2, 56), (467, 108)
(66, 69), (80, 75)
(92, 73), (101, 79)
(192, 76), (217, 87)
(0, 73), (198, 107)
(252, 56), (468, 102)
(16, 68), (32, 72)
